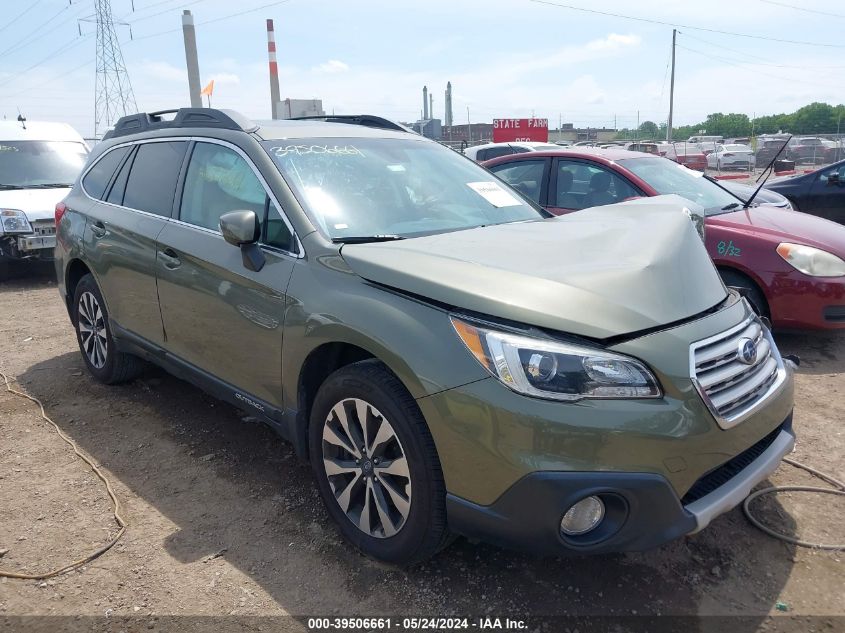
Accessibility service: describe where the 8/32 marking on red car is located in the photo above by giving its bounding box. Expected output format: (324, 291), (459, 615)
(718, 240), (742, 257)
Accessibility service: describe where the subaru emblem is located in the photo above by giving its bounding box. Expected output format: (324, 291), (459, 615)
(737, 338), (757, 365)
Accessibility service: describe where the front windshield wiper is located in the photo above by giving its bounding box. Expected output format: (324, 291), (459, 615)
(0, 184), (26, 190)
(331, 234), (406, 244)
(26, 183), (73, 189)
(720, 202), (741, 210)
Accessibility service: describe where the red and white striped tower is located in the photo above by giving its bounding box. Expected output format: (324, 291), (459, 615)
(267, 19), (281, 119)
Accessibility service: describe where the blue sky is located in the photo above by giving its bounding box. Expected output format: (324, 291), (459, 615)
(1, 0), (843, 137)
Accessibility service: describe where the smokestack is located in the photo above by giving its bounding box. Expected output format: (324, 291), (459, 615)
(267, 19), (281, 119)
(182, 10), (202, 108)
(445, 81), (453, 127)
(423, 85), (428, 120)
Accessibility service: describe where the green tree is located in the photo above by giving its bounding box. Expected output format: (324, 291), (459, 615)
(638, 120), (659, 138)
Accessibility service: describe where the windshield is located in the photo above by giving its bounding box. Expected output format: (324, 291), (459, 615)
(0, 141), (88, 188)
(262, 137), (544, 239)
(617, 156), (742, 215)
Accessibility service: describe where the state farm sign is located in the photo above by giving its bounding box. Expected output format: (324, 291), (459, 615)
(492, 118), (549, 143)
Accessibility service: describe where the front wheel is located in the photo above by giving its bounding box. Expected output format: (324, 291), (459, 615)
(309, 360), (450, 565)
(720, 269), (769, 319)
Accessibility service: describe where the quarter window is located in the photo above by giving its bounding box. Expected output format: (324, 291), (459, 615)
(123, 141), (188, 216)
(82, 146), (130, 200)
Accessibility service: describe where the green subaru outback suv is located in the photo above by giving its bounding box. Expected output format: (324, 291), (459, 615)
(55, 108), (795, 564)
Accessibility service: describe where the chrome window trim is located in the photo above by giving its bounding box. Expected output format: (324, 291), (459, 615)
(79, 136), (304, 260)
(688, 304), (789, 430)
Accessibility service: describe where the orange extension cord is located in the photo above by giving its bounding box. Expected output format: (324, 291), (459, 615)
(0, 370), (126, 580)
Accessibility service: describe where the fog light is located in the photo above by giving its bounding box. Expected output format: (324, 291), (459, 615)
(560, 496), (605, 536)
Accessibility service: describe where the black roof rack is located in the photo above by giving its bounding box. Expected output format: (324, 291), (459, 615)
(288, 114), (413, 133)
(102, 108), (258, 140)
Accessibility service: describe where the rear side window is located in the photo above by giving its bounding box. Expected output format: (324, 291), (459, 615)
(488, 159), (546, 204)
(123, 141), (188, 216)
(82, 146), (130, 200)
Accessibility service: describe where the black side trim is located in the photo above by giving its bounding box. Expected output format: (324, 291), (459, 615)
(823, 305), (845, 323)
(681, 414), (793, 505)
(446, 471), (696, 555)
(111, 324), (300, 449)
(103, 108), (258, 140)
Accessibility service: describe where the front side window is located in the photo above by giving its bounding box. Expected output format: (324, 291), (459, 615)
(0, 141), (88, 191)
(180, 142), (294, 251)
(261, 137), (544, 240)
(554, 160), (638, 209)
(123, 141), (188, 216)
(488, 159), (546, 204)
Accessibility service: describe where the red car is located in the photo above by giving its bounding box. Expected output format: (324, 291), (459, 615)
(483, 148), (845, 330)
(664, 143), (707, 171)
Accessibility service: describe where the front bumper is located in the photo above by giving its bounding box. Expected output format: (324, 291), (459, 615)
(768, 271), (845, 330)
(446, 415), (794, 554)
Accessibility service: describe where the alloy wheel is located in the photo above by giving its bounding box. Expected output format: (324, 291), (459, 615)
(321, 398), (412, 538)
(78, 291), (108, 369)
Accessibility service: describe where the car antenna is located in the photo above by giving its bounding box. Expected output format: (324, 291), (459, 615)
(744, 134), (792, 209)
(16, 108), (26, 130)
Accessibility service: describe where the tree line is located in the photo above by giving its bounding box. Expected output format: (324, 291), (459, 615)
(618, 102), (845, 141)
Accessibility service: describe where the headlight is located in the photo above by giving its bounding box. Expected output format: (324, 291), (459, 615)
(451, 317), (661, 401)
(776, 242), (845, 277)
(0, 209), (32, 234)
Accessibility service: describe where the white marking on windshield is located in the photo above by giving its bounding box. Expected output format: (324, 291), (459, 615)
(269, 144), (365, 157)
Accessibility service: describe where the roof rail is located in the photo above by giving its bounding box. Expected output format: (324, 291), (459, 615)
(102, 108), (258, 140)
(289, 114), (413, 133)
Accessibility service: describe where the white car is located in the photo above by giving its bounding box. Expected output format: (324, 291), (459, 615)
(463, 141), (561, 162)
(0, 120), (88, 271)
(706, 143), (754, 171)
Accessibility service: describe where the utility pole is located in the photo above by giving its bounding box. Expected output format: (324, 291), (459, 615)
(88, 0), (137, 138)
(667, 28), (676, 142)
(182, 10), (201, 108)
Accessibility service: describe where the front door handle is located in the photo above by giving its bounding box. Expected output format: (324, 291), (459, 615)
(159, 248), (182, 270)
(90, 221), (106, 238)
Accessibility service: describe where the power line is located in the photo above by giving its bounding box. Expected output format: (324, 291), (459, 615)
(0, 0), (45, 36)
(676, 44), (844, 91)
(0, 35), (94, 90)
(0, 1), (92, 60)
(759, 0), (845, 19)
(680, 31), (845, 69)
(124, 0), (210, 24)
(528, 0), (845, 48)
(130, 0), (292, 41)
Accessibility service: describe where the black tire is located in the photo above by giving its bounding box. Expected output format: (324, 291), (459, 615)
(720, 269), (769, 319)
(308, 360), (451, 566)
(72, 273), (143, 384)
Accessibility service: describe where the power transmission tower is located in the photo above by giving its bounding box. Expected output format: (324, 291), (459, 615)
(87, 0), (137, 138)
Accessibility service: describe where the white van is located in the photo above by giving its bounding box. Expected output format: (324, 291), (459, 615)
(0, 120), (88, 269)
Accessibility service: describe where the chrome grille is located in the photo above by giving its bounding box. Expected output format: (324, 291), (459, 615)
(690, 317), (785, 429)
(31, 220), (56, 236)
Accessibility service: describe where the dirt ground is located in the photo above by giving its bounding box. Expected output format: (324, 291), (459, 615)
(0, 263), (843, 632)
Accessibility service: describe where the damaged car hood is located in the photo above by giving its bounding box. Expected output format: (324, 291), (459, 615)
(341, 203), (727, 339)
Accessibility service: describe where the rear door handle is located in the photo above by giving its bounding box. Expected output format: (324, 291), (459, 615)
(158, 248), (181, 270)
(90, 221), (106, 238)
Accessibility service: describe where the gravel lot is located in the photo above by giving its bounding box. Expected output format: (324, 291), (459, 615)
(1, 263), (843, 631)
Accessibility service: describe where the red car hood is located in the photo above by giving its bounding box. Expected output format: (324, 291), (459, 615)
(709, 205), (845, 254)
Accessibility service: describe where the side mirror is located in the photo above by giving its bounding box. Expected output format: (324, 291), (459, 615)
(219, 210), (265, 272)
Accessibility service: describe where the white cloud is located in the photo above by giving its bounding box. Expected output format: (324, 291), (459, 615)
(139, 60), (186, 82)
(586, 33), (642, 51)
(313, 60), (350, 74)
(209, 72), (240, 85)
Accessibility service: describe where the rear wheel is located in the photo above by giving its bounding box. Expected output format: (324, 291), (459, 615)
(72, 274), (143, 384)
(720, 269), (769, 319)
(309, 360), (450, 565)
